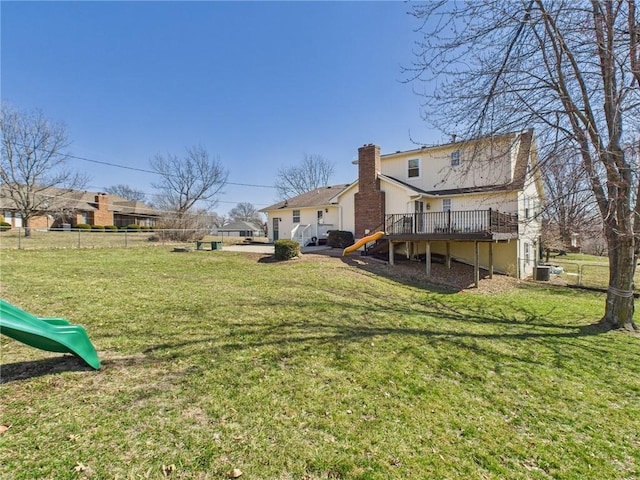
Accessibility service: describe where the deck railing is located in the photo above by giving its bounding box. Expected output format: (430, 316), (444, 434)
(385, 209), (518, 236)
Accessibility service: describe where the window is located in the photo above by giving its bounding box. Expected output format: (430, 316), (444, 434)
(451, 150), (461, 167)
(524, 242), (531, 263)
(442, 199), (452, 212)
(317, 210), (323, 223)
(293, 209), (300, 224)
(408, 158), (420, 178)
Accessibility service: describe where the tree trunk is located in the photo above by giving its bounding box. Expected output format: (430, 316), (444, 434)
(600, 227), (637, 331)
(23, 218), (32, 238)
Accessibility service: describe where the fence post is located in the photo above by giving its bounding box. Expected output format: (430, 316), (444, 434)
(77, 228), (81, 249)
(578, 264), (583, 286)
(125, 229), (128, 248)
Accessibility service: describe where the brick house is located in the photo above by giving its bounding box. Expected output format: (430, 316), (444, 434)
(0, 187), (160, 229)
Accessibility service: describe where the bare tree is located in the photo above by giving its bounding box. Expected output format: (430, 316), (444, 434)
(229, 202), (263, 226)
(275, 154), (335, 199)
(0, 103), (87, 236)
(408, 0), (639, 330)
(150, 145), (228, 229)
(541, 148), (601, 248)
(105, 184), (146, 202)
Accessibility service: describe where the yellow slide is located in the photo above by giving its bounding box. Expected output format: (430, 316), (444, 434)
(342, 231), (385, 256)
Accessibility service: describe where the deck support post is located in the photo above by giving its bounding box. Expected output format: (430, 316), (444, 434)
(474, 241), (480, 288)
(489, 242), (494, 279)
(389, 241), (395, 265)
(425, 241), (431, 278)
(446, 242), (451, 269)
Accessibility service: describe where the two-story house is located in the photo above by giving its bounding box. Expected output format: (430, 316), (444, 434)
(262, 129), (544, 282)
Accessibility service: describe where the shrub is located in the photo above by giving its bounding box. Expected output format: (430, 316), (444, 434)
(274, 240), (300, 260)
(327, 230), (355, 249)
(126, 224), (142, 231)
(91, 225), (105, 232)
(104, 225), (118, 232)
(0, 221), (11, 231)
(76, 223), (91, 230)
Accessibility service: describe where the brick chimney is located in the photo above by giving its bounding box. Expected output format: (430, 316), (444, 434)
(93, 193), (112, 226)
(354, 144), (385, 238)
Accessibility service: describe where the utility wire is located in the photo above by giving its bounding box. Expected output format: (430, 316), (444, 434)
(65, 152), (277, 189)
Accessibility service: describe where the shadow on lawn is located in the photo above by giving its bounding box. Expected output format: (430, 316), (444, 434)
(143, 295), (613, 372)
(0, 355), (94, 384)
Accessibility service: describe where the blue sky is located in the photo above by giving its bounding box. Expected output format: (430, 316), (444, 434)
(2, 1), (440, 215)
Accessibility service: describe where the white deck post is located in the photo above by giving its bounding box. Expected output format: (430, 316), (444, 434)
(389, 241), (395, 265)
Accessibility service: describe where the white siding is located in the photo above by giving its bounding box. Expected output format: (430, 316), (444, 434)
(381, 139), (514, 193)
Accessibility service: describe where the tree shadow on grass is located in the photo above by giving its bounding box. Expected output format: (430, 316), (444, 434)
(142, 294), (616, 377)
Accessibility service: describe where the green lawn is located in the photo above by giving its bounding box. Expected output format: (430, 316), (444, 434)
(0, 248), (638, 479)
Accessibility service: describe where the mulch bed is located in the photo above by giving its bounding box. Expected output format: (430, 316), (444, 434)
(303, 248), (522, 295)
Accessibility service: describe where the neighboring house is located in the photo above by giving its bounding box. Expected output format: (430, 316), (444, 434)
(0, 187), (160, 229)
(215, 220), (264, 238)
(260, 184), (351, 245)
(262, 129), (544, 281)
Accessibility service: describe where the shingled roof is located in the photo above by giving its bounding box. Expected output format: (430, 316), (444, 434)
(260, 184), (351, 212)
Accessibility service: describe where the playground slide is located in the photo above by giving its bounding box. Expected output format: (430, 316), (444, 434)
(0, 300), (101, 369)
(342, 231), (385, 256)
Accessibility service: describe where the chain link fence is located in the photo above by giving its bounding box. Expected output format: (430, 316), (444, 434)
(0, 228), (266, 250)
(544, 259), (639, 293)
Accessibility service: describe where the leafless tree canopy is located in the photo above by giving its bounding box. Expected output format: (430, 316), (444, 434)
(0, 102), (87, 235)
(541, 149), (601, 246)
(229, 202), (263, 226)
(275, 154), (335, 199)
(150, 145), (228, 217)
(408, 0), (639, 330)
(104, 184), (147, 202)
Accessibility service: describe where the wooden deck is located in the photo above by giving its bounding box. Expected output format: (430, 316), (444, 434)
(385, 209), (518, 241)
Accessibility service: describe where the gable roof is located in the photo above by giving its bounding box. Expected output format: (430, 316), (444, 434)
(260, 184), (351, 212)
(0, 186), (160, 217)
(218, 220), (263, 231)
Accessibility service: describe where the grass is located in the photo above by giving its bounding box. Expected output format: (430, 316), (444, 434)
(0, 248), (638, 479)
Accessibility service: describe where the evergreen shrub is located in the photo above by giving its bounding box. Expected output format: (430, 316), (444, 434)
(274, 239), (300, 260)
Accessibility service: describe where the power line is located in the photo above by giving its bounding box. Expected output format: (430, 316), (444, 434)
(84, 185), (271, 207)
(65, 152), (277, 189)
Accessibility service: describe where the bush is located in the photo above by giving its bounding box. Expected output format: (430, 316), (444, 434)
(274, 240), (300, 260)
(126, 224), (142, 231)
(104, 225), (118, 232)
(0, 221), (11, 231)
(76, 223), (91, 230)
(91, 225), (105, 232)
(327, 230), (355, 249)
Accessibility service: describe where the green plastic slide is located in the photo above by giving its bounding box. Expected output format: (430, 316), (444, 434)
(0, 299), (100, 369)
